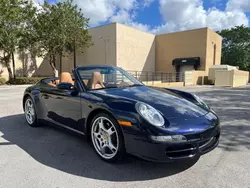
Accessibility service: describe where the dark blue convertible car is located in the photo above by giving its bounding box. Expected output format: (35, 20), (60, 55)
(23, 65), (220, 163)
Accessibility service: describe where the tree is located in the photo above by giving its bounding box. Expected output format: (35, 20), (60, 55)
(63, 0), (92, 68)
(18, 2), (38, 73)
(0, 0), (36, 81)
(0, 0), (92, 80)
(35, 0), (92, 76)
(217, 25), (250, 71)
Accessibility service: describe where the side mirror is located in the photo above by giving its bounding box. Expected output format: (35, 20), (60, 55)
(57, 82), (74, 90)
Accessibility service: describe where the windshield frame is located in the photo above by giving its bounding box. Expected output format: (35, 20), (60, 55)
(76, 66), (144, 91)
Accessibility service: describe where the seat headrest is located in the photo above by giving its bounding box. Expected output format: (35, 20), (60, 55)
(88, 72), (105, 89)
(60, 72), (74, 85)
(92, 72), (103, 84)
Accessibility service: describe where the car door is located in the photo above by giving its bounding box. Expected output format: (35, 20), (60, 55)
(43, 85), (82, 132)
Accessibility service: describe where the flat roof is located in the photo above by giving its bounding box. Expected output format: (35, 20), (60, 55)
(88, 22), (219, 37)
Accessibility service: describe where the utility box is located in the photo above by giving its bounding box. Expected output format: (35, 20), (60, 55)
(208, 65), (238, 84)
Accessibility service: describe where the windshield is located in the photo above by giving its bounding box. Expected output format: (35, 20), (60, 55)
(77, 66), (143, 90)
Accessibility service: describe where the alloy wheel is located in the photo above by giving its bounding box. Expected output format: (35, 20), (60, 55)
(91, 116), (119, 159)
(25, 98), (35, 125)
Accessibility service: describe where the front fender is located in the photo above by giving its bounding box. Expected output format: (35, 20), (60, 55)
(164, 88), (211, 111)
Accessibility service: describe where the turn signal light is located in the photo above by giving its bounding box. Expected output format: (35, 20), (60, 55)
(118, 120), (132, 127)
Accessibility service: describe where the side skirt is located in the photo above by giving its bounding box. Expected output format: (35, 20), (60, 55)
(40, 119), (85, 136)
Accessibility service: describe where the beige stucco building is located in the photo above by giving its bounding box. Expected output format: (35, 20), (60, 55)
(0, 22), (223, 85)
(80, 23), (222, 78)
(156, 27), (222, 73)
(81, 23), (156, 73)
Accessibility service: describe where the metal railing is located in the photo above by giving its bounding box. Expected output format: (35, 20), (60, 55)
(127, 70), (185, 83)
(78, 69), (185, 83)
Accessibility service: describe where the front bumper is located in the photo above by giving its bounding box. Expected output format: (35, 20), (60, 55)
(124, 125), (220, 162)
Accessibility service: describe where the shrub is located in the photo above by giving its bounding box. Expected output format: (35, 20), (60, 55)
(0, 77), (6, 85)
(10, 77), (46, 85)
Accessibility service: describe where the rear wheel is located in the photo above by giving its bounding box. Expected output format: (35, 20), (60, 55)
(24, 97), (39, 127)
(90, 113), (125, 162)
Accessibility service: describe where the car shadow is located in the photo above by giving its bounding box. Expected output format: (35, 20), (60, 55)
(0, 114), (198, 182)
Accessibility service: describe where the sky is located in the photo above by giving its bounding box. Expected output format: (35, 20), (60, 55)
(35, 0), (250, 34)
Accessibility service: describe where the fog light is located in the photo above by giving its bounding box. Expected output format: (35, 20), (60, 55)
(150, 135), (187, 142)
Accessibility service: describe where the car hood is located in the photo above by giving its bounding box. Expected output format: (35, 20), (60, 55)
(94, 86), (209, 120)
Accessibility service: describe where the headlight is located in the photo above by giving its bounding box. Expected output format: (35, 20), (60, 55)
(136, 102), (165, 127)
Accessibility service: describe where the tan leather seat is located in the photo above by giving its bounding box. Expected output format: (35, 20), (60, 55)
(87, 72), (105, 89)
(48, 81), (56, 87)
(48, 79), (60, 87)
(60, 72), (75, 85)
(83, 79), (89, 86)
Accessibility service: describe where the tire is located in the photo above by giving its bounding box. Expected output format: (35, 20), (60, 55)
(90, 113), (125, 162)
(24, 96), (40, 127)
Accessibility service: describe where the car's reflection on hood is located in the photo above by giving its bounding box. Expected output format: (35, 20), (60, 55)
(94, 86), (209, 119)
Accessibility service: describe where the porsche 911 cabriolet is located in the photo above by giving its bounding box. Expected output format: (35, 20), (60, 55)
(23, 65), (220, 163)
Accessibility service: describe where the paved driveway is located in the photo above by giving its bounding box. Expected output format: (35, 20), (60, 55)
(0, 85), (250, 188)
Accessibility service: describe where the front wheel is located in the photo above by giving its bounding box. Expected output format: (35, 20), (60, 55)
(90, 113), (125, 162)
(24, 96), (39, 127)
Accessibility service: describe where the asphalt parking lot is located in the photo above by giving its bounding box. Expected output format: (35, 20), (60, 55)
(0, 85), (250, 188)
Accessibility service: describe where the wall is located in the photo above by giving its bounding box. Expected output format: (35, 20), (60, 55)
(80, 23), (117, 66)
(208, 65), (238, 84)
(155, 28), (208, 73)
(232, 70), (249, 87)
(0, 52), (47, 80)
(32, 55), (54, 77)
(192, 70), (208, 85)
(60, 53), (74, 73)
(208, 66), (228, 83)
(37, 23), (155, 74)
(0, 24), (223, 85)
(214, 70), (249, 87)
(0, 52), (81, 80)
(214, 70), (232, 86)
(32, 53), (72, 77)
(205, 29), (222, 72)
(116, 23), (155, 72)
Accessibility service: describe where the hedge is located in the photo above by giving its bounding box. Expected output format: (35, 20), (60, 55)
(0, 77), (6, 85)
(9, 77), (46, 85)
